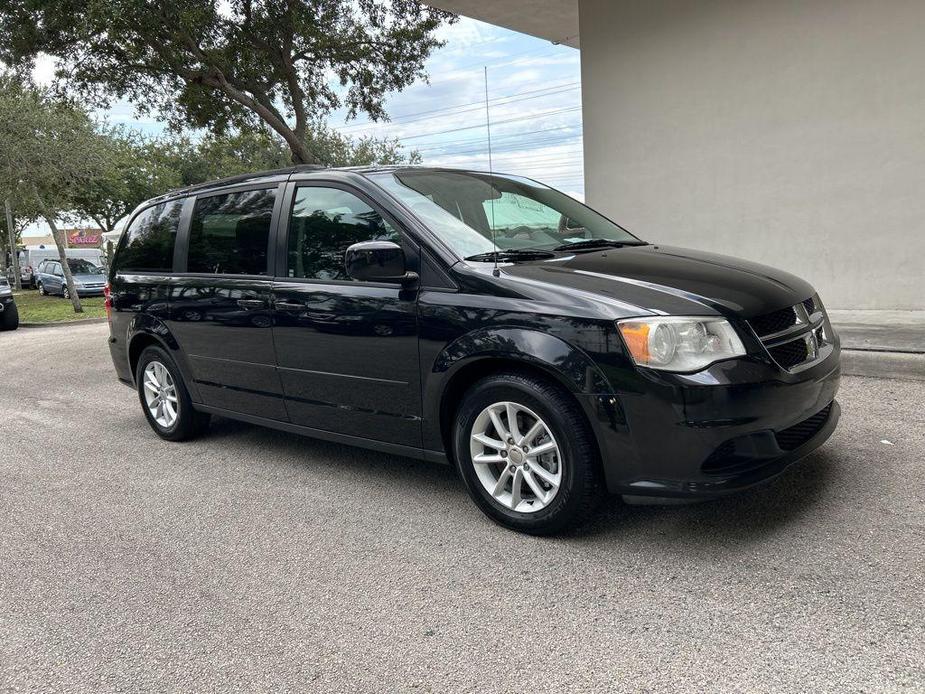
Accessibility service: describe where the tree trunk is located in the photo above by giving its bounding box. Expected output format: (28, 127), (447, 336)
(44, 213), (83, 314)
(4, 200), (22, 291)
(286, 133), (317, 165)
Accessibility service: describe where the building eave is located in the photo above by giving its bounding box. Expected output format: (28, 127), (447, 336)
(425, 0), (579, 48)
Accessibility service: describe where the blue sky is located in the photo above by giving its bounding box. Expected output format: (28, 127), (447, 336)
(327, 16), (585, 198)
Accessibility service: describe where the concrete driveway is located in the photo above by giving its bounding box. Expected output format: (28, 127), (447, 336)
(1, 323), (923, 693)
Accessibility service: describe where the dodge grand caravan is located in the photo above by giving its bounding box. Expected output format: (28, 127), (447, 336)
(107, 166), (840, 534)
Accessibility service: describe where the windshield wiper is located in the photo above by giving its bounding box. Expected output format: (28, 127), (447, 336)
(553, 239), (648, 251)
(465, 249), (556, 262)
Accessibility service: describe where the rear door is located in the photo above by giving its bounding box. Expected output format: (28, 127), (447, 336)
(271, 181), (422, 446)
(166, 183), (287, 420)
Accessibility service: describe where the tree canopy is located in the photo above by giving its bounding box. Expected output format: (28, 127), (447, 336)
(0, 0), (455, 164)
(0, 78), (111, 310)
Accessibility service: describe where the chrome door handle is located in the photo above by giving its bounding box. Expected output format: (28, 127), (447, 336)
(237, 299), (266, 309)
(275, 301), (304, 311)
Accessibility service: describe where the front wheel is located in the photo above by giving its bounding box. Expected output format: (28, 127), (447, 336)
(453, 371), (603, 535)
(136, 345), (210, 441)
(37, 282), (46, 296)
(62, 285), (70, 299)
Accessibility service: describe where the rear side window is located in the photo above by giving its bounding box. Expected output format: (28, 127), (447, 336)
(116, 200), (184, 272)
(187, 188), (276, 275)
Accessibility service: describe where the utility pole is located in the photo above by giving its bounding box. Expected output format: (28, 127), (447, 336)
(4, 199), (21, 290)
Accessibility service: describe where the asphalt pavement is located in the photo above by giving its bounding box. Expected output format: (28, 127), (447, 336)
(1, 323), (923, 693)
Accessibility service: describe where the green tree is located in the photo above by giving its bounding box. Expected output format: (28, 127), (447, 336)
(0, 80), (109, 312)
(0, 0), (454, 164)
(69, 126), (184, 233)
(156, 125), (420, 188)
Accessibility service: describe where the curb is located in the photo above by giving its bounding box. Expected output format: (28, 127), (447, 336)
(20, 318), (108, 328)
(841, 349), (925, 382)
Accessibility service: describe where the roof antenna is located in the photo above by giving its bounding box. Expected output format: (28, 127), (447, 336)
(484, 66), (500, 277)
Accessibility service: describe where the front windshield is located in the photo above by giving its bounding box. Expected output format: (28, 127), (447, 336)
(370, 170), (643, 258)
(67, 259), (99, 274)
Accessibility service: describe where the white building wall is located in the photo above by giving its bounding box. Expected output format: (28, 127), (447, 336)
(580, 0), (925, 309)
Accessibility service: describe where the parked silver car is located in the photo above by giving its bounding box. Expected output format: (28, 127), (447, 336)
(35, 258), (107, 298)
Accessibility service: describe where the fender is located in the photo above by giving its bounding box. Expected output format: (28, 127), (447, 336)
(126, 311), (203, 403)
(432, 326), (614, 394)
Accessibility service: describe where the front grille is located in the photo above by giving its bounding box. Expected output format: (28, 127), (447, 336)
(775, 403), (833, 450)
(749, 307), (797, 337)
(749, 295), (830, 371)
(768, 337), (808, 369)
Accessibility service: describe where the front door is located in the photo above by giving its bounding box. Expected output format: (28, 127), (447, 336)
(272, 183), (422, 447)
(166, 184), (287, 420)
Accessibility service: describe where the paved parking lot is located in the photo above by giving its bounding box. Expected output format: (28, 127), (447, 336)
(1, 323), (923, 693)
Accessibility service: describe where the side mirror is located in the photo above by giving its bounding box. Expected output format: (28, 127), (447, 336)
(345, 241), (418, 286)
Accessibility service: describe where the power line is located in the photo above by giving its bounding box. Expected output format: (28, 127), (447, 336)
(419, 133), (583, 158)
(338, 83), (580, 133)
(412, 124), (581, 151)
(396, 106), (581, 142)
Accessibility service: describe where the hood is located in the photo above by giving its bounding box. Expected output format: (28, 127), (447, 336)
(497, 245), (815, 318)
(73, 272), (106, 283)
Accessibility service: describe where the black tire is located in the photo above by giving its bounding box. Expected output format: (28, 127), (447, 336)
(136, 345), (210, 441)
(62, 285), (70, 299)
(0, 303), (18, 331)
(37, 282), (46, 296)
(452, 371), (603, 535)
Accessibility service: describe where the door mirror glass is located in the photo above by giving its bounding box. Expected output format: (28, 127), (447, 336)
(345, 241), (410, 284)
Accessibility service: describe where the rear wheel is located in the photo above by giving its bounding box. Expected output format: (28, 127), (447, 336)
(0, 303), (19, 331)
(136, 345), (210, 441)
(453, 371), (603, 535)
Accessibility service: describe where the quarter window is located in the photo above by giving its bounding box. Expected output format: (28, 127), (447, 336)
(287, 187), (399, 281)
(187, 188), (277, 275)
(116, 200), (184, 272)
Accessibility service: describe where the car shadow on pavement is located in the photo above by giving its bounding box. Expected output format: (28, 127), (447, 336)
(579, 449), (840, 545)
(204, 416), (840, 545)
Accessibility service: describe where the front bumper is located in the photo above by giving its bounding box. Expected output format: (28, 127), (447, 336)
(587, 344), (841, 498)
(74, 287), (106, 297)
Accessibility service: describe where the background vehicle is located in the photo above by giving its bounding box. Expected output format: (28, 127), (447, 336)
(107, 166), (840, 534)
(0, 277), (18, 330)
(7, 246), (105, 288)
(35, 258), (107, 297)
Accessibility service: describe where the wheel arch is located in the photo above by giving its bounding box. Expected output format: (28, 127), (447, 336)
(429, 327), (614, 460)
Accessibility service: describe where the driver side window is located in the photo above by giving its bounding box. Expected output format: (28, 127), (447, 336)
(287, 186), (399, 281)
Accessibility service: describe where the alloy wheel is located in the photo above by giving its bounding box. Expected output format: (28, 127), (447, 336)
(142, 361), (179, 429)
(469, 401), (563, 513)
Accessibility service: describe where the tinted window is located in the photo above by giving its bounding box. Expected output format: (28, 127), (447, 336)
(187, 188), (276, 275)
(287, 187), (399, 281)
(116, 201), (184, 272)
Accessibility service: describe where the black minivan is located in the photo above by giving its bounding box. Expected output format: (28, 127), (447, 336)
(107, 166), (840, 534)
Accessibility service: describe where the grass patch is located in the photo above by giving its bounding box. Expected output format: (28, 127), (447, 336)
(12, 289), (107, 323)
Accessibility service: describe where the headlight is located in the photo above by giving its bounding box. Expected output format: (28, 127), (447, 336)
(617, 316), (746, 372)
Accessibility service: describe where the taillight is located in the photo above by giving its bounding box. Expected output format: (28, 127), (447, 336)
(104, 282), (112, 321)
